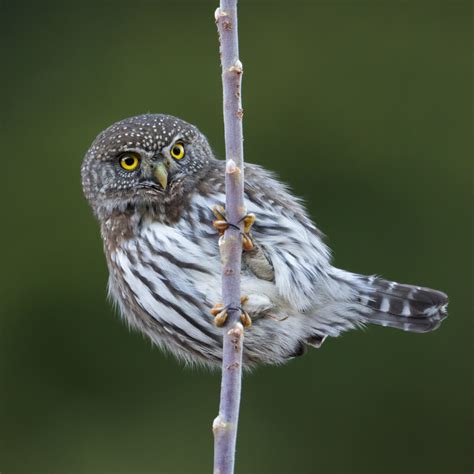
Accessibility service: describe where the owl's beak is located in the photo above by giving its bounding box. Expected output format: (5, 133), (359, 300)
(152, 161), (169, 190)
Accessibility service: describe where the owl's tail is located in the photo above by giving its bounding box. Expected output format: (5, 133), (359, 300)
(356, 275), (448, 333)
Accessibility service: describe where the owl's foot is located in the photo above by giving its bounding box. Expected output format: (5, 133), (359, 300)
(239, 296), (252, 327)
(210, 296), (252, 328)
(212, 205), (256, 251)
(240, 309), (252, 328)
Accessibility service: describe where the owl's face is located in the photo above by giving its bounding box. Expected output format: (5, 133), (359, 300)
(81, 114), (214, 220)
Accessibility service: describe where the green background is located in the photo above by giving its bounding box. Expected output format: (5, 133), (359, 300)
(1, 1), (472, 473)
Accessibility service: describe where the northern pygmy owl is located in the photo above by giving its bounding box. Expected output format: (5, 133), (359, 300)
(81, 114), (448, 367)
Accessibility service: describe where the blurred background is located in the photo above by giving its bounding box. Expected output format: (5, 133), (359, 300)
(1, 1), (472, 473)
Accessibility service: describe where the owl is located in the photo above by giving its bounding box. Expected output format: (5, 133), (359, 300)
(81, 114), (448, 368)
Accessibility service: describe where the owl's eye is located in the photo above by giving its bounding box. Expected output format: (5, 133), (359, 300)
(170, 142), (185, 160)
(119, 153), (140, 171)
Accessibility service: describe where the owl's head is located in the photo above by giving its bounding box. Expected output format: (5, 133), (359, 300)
(81, 114), (215, 220)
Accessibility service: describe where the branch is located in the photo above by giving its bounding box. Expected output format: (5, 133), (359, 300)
(213, 1), (245, 474)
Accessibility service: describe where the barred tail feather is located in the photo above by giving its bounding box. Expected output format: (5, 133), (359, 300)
(357, 276), (448, 333)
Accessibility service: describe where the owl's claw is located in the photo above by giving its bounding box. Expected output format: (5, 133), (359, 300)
(211, 205), (256, 251)
(242, 213), (256, 234)
(210, 296), (252, 328)
(211, 205), (227, 233)
(240, 310), (252, 328)
(210, 303), (225, 317)
(214, 309), (229, 327)
(241, 214), (256, 251)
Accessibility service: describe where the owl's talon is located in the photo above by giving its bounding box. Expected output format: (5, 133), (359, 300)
(212, 206), (227, 236)
(214, 309), (228, 327)
(212, 205), (226, 221)
(211, 303), (228, 326)
(210, 303), (225, 316)
(212, 220), (229, 236)
(211, 206), (256, 251)
(211, 296), (251, 328)
(242, 213), (256, 234)
(240, 310), (252, 328)
(241, 213), (256, 250)
(242, 234), (254, 251)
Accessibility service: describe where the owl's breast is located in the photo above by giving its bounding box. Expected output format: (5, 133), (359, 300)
(136, 218), (221, 279)
(105, 217), (224, 355)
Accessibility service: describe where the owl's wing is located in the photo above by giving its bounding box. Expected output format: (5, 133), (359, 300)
(244, 163), (333, 312)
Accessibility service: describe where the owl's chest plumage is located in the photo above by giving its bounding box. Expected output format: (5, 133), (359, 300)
(102, 194), (230, 362)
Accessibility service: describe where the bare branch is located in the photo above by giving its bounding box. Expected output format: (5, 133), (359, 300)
(213, 1), (246, 473)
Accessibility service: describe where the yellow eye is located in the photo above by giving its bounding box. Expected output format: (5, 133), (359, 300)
(170, 142), (185, 160)
(119, 153), (140, 171)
